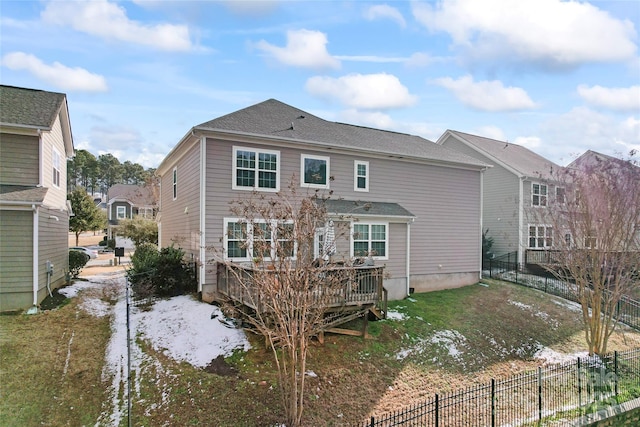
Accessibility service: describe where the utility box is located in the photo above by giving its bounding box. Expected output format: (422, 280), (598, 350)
(115, 247), (125, 257)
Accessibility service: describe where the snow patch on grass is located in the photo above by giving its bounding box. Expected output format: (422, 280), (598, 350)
(534, 347), (590, 366)
(386, 309), (408, 321)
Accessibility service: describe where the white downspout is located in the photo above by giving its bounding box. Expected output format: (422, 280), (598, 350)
(199, 135), (206, 293)
(479, 170), (484, 279)
(518, 176), (525, 267)
(406, 218), (413, 297)
(32, 205), (39, 306)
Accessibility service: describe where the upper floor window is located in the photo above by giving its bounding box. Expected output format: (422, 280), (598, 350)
(52, 148), (61, 188)
(233, 147), (280, 191)
(532, 183), (547, 206)
(172, 167), (177, 200)
(354, 160), (369, 192)
(352, 222), (388, 259)
(301, 154), (329, 189)
(556, 187), (565, 204)
(117, 206), (126, 219)
(528, 225), (553, 248)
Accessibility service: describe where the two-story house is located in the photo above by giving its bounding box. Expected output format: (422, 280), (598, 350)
(0, 85), (74, 312)
(437, 130), (563, 267)
(106, 183), (158, 246)
(157, 99), (489, 303)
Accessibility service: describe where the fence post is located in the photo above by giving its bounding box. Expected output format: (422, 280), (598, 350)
(538, 367), (542, 421)
(491, 378), (496, 427)
(435, 393), (439, 427)
(614, 351), (619, 397)
(370, 415), (374, 427)
(578, 358), (582, 413)
(545, 276), (548, 293)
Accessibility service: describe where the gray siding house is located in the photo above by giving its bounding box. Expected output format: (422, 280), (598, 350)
(0, 85), (74, 311)
(106, 183), (158, 241)
(157, 99), (489, 302)
(437, 130), (563, 266)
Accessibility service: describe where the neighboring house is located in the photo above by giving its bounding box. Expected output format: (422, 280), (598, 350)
(0, 85), (74, 311)
(437, 130), (563, 266)
(156, 99), (489, 303)
(106, 183), (158, 245)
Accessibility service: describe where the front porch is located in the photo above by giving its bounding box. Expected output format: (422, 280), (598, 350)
(216, 263), (387, 339)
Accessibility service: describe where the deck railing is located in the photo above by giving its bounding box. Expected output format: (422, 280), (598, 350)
(217, 263), (385, 314)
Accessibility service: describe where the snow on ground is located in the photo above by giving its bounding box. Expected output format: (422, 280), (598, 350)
(508, 299), (559, 329)
(59, 272), (251, 426)
(534, 347), (591, 365)
(386, 309), (408, 321)
(136, 295), (251, 367)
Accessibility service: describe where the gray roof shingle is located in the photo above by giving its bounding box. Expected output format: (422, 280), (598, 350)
(446, 130), (561, 179)
(321, 199), (415, 218)
(0, 185), (48, 203)
(0, 85), (66, 129)
(196, 99), (489, 168)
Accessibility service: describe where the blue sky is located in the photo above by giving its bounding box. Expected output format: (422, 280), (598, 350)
(1, 0), (638, 168)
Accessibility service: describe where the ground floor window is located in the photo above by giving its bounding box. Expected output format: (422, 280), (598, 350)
(528, 225), (553, 248)
(224, 219), (295, 261)
(352, 222), (387, 259)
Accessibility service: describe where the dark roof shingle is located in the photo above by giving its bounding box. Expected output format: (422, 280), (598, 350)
(196, 99), (489, 168)
(0, 85), (66, 129)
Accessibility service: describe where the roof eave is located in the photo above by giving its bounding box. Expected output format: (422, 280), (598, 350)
(192, 126), (489, 171)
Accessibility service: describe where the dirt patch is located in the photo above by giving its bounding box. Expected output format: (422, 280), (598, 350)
(39, 289), (69, 311)
(204, 355), (239, 377)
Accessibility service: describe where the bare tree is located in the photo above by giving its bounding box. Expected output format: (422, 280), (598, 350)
(533, 152), (640, 355)
(217, 181), (356, 426)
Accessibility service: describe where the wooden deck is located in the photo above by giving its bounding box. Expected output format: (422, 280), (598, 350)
(216, 263), (387, 337)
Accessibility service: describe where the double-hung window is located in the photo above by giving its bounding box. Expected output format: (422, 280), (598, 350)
(352, 222), (388, 259)
(528, 225), (553, 248)
(233, 147), (280, 191)
(52, 148), (61, 188)
(354, 160), (369, 192)
(301, 154), (330, 189)
(532, 183), (547, 206)
(117, 206), (126, 219)
(555, 187), (565, 204)
(224, 219), (295, 261)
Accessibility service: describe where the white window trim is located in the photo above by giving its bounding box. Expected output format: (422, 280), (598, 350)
(350, 221), (389, 261)
(232, 146), (281, 192)
(117, 206), (127, 219)
(532, 182), (548, 207)
(223, 218), (296, 261)
(354, 160), (369, 192)
(300, 154), (330, 189)
(172, 167), (177, 201)
(52, 148), (61, 188)
(528, 224), (553, 249)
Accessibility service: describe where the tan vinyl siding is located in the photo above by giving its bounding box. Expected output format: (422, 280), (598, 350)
(42, 115), (68, 209)
(440, 135), (520, 257)
(38, 208), (69, 300)
(203, 138), (480, 287)
(0, 209), (33, 310)
(0, 133), (39, 185)
(159, 141), (201, 259)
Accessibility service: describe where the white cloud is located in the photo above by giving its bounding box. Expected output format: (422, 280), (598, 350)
(306, 73), (418, 110)
(539, 107), (640, 164)
(255, 29), (340, 70)
(474, 125), (506, 142)
(1, 52), (108, 92)
(432, 75), (536, 112)
(364, 4), (406, 28)
(412, 0), (637, 68)
(513, 136), (542, 150)
(339, 109), (395, 129)
(41, 0), (194, 52)
(577, 85), (640, 112)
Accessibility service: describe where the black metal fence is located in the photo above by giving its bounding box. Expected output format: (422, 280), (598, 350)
(366, 348), (640, 426)
(483, 254), (640, 331)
